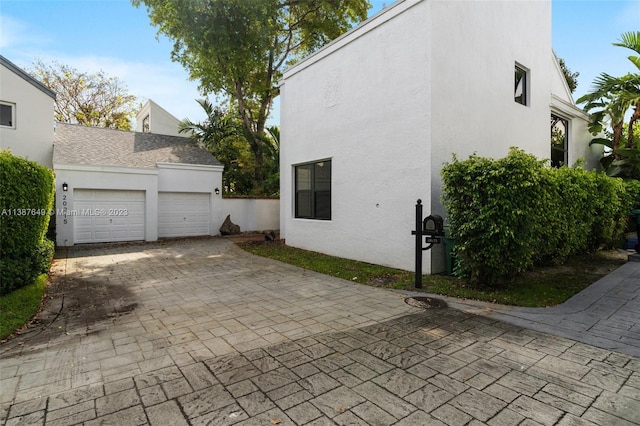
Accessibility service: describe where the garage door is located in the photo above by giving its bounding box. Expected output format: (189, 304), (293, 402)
(74, 189), (145, 244)
(158, 192), (210, 238)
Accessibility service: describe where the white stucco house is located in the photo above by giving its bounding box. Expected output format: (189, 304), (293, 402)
(279, 0), (600, 273)
(0, 55), (56, 167)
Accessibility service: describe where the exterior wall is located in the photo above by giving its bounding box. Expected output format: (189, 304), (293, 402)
(280, 0), (432, 271)
(222, 198), (280, 232)
(0, 62), (55, 167)
(54, 165), (158, 246)
(135, 99), (183, 137)
(428, 0), (554, 271)
(280, 0), (578, 273)
(157, 162), (224, 236)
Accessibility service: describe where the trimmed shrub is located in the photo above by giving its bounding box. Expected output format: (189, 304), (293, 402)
(441, 148), (640, 285)
(0, 151), (55, 294)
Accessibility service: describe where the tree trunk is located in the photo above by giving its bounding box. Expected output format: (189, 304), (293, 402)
(629, 101), (640, 148)
(613, 122), (624, 159)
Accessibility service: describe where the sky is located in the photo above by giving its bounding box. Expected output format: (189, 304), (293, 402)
(1, 0), (638, 126)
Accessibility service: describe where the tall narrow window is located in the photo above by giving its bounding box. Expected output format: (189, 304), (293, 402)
(142, 114), (150, 133)
(0, 102), (15, 128)
(295, 159), (331, 220)
(514, 65), (528, 105)
(551, 113), (569, 167)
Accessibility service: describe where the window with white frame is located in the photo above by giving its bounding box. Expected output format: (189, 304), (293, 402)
(551, 113), (569, 167)
(0, 101), (15, 128)
(514, 64), (528, 106)
(295, 159), (331, 220)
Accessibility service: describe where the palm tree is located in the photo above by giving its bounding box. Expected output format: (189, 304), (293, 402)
(578, 32), (640, 176)
(614, 32), (640, 146)
(178, 99), (239, 150)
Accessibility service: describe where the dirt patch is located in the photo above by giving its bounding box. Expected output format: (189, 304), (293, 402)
(405, 296), (448, 309)
(369, 273), (401, 287)
(522, 249), (629, 281)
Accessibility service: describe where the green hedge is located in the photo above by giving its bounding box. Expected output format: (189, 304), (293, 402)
(441, 148), (640, 285)
(0, 151), (55, 295)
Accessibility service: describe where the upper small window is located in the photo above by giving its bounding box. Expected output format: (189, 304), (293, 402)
(0, 102), (15, 128)
(142, 114), (150, 133)
(514, 65), (528, 105)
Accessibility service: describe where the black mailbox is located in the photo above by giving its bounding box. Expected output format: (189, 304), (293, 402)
(423, 215), (444, 236)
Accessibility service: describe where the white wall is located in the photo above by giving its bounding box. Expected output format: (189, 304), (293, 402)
(0, 62), (55, 167)
(54, 165), (158, 246)
(222, 198), (280, 232)
(280, 0), (432, 271)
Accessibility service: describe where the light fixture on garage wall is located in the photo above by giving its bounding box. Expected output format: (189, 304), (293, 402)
(62, 182), (68, 192)
(214, 187), (220, 195)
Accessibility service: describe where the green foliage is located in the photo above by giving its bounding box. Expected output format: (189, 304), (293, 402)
(554, 53), (579, 93)
(441, 148), (639, 286)
(133, 0), (369, 190)
(0, 274), (47, 340)
(0, 151), (55, 294)
(29, 60), (138, 130)
(180, 100), (280, 195)
(589, 122), (640, 178)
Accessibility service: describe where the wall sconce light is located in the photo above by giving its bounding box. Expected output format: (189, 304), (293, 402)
(214, 187), (220, 195)
(62, 182), (68, 192)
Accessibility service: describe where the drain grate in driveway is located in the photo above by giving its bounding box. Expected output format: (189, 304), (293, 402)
(405, 296), (447, 309)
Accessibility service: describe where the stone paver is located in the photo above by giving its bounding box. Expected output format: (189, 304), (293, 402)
(0, 237), (639, 425)
(423, 256), (640, 357)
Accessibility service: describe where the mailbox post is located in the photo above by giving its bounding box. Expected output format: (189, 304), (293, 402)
(411, 199), (444, 289)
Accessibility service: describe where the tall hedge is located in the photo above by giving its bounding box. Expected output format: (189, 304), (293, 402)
(0, 151), (55, 294)
(441, 148), (640, 285)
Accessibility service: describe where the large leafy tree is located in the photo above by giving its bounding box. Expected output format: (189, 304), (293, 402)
(578, 32), (640, 177)
(30, 60), (138, 130)
(133, 0), (369, 189)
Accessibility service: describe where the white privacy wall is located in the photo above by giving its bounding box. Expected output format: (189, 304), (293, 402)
(221, 198), (280, 232)
(280, 0), (432, 272)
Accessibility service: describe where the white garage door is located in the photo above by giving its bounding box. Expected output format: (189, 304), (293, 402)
(158, 192), (210, 238)
(74, 189), (145, 244)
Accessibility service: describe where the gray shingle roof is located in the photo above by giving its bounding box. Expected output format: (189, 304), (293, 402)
(53, 122), (222, 169)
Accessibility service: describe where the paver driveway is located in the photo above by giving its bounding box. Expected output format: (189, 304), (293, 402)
(1, 237), (639, 425)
